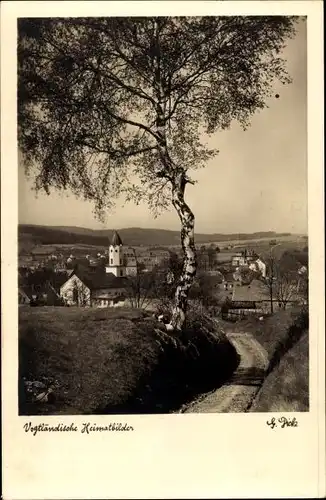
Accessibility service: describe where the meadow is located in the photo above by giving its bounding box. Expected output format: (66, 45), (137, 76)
(19, 306), (238, 415)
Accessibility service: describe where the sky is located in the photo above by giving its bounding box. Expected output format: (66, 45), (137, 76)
(18, 18), (307, 235)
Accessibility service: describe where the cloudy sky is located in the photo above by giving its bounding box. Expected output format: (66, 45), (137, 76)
(18, 18), (307, 235)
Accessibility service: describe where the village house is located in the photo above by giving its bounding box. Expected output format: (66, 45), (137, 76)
(214, 271), (236, 303)
(222, 277), (303, 320)
(18, 281), (64, 306)
(231, 252), (246, 267)
(298, 265), (308, 276)
(220, 279), (272, 320)
(222, 271), (236, 291)
(63, 232), (138, 276)
(53, 261), (68, 273)
(231, 249), (259, 268)
(249, 257), (267, 278)
(230, 279), (272, 315)
(60, 268), (129, 307)
(135, 248), (170, 272)
(123, 247), (138, 274)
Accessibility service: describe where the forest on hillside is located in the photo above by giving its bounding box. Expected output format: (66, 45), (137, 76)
(19, 224), (292, 249)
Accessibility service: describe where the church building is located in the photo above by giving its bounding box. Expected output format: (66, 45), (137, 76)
(105, 231), (137, 277)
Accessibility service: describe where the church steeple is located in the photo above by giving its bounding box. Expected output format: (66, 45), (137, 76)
(106, 230), (125, 277)
(111, 230), (123, 246)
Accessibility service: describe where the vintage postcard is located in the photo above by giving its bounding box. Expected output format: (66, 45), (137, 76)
(1, 1), (325, 498)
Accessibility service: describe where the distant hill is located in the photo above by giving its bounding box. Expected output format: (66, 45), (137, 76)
(18, 224), (292, 249)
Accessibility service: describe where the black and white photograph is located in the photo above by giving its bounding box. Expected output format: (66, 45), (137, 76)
(17, 14), (310, 417)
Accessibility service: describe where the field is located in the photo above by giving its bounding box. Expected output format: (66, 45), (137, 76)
(213, 234), (304, 247)
(172, 234), (307, 255)
(19, 223), (307, 254)
(236, 237), (307, 260)
(19, 306), (238, 415)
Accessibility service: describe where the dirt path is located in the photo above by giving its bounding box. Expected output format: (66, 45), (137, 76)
(180, 332), (269, 413)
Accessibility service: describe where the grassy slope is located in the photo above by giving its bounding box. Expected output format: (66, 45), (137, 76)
(219, 308), (309, 411)
(249, 331), (308, 412)
(19, 306), (238, 415)
(19, 307), (159, 415)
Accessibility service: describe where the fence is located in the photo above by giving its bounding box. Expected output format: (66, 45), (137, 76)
(223, 308), (265, 321)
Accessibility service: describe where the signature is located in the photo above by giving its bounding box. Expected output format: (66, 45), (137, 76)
(266, 416), (298, 429)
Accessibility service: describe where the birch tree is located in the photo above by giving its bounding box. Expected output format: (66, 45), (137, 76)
(18, 16), (298, 331)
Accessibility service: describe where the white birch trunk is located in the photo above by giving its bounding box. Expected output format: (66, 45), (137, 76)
(152, 18), (197, 331)
(169, 172), (197, 331)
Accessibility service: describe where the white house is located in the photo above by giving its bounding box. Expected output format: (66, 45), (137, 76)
(298, 265), (307, 275)
(60, 268), (128, 307)
(60, 274), (91, 306)
(249, 257), (267, 278)
(232, 254), (247, 267)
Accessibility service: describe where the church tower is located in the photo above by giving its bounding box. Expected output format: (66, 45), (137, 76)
(105, 230), (126, 277)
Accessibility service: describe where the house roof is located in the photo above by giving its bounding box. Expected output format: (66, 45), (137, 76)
(50, 272), (71, 291)
(111, 230), (123, 246)
(232, 279), (270, 302)
(19, 283), (51, 297)
(19, 286), (34, 299)
(223, 271), (236, 282)
(71, 269), (128, 291)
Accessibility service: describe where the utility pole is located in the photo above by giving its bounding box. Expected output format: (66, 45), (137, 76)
(269, 248), (274, 314)
(268, 241), (281, 314)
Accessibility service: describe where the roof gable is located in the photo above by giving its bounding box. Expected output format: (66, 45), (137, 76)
(232, 279), (269, 302)
(111, 230), (123, 246)
(71, 269), (128, 290)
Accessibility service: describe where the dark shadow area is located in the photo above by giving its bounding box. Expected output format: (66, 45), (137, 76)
(224, 367), (266, 387)
(95, 332), (240, 415)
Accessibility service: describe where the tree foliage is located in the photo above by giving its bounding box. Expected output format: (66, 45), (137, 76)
(189, 272), (221, 308)
(18, 16), (298, 329)
(234, 265), (257, 285)
(18, 16), (297, 218)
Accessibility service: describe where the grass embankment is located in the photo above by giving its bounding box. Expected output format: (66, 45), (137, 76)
(19, 306), (239, 415)
(220, 307), (309, 411)
(249, 331), (308, 412)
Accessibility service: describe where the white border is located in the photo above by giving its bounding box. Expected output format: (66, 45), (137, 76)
(1, 2), (325, 499)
